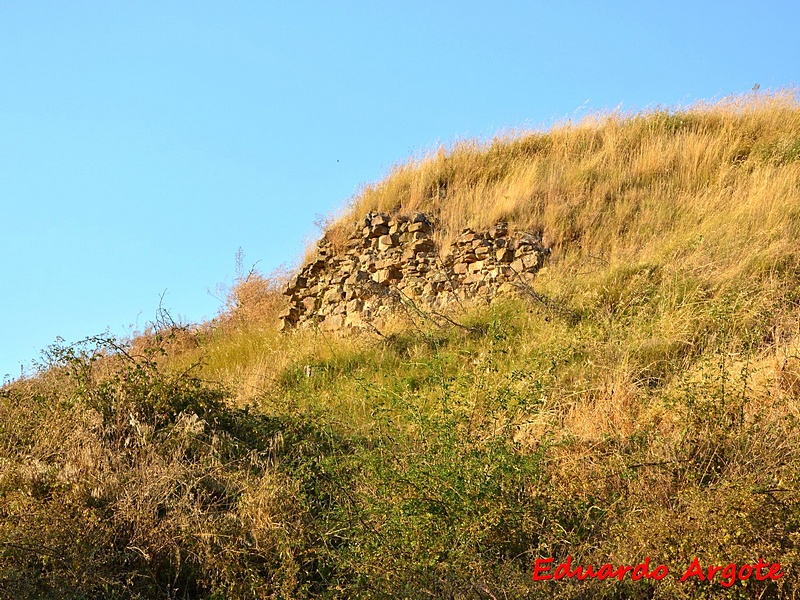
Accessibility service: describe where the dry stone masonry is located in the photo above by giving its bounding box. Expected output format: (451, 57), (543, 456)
(279, 212), (550, 331)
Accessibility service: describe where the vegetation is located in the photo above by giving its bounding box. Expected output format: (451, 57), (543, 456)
(2, 90), (800, 598)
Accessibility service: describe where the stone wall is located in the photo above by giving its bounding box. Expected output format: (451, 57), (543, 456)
(279, 212), (550, 331)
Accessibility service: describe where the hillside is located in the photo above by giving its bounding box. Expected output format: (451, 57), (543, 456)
(2, 91), (800, 599)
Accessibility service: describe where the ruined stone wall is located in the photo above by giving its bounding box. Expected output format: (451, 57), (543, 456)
(279, 212), (549, 331)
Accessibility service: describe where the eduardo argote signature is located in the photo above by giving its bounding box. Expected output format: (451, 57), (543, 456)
(532, 556), (784, 588)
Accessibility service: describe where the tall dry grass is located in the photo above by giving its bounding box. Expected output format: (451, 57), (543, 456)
(342, 90), (800, 267)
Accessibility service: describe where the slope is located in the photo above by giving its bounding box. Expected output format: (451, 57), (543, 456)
(1, 90), (800, 599)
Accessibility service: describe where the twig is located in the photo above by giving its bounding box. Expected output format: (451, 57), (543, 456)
(509, 267), (580, 323)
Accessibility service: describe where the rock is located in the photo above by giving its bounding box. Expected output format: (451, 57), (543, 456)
(322, 314), (345, 330)
(496, 247), (514, 263)
(373, 259), (389, 270)
(323, 287), (345, 304)
(301, 297), (317, 313)
(471, 239), (489, 250)
(411, 238), (435, 253)
(279, 305), (301, 322)
(344, 312), (364, 328)
(468, 260), (486, 273)
(408, 221), (432, 234)
(520, 232), (542, 245)
(373, 266), (402, 285)
(346, 299), (364, 313)
(456, 231), (480, 245)
(346, 270), (372, 285)
(524, 254), (542, 271)
(410, 231), (429, 242)
(280, 211), (549, 332)
(286, 275), (307, 294)
(366, 224), (390, 238)
(377, 235), (397, 251)
(488, 222), (508, 238)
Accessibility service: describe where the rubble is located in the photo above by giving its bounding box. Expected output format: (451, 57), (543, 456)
(279, 212), (549, 331)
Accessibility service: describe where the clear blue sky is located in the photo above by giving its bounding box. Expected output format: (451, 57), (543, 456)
(1, 1), (798, 379)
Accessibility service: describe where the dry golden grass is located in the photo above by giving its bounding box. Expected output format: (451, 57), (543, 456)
(336, 90), (799, 268)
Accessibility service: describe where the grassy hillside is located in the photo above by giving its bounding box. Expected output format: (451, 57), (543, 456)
(2, 91), (800, 599)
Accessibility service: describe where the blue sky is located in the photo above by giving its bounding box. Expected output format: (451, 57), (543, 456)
(1, 1), (798, 379)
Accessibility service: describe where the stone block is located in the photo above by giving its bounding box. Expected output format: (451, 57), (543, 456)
(456, 231), (480, 245)
(520, 232), (542, 245)
(471, 239), (489, 250)
(323, 287), (345, 304)
(411, 239), (435, 253)
(367, 224), (390, 238)
(301, 297), (317, 313)
(411, 212), (431, 225)
(496, 247), (514, 263)
(373, 266), (402, 285)
(468, 260), (486, 273)
(408, 231), (427, 242)
(346, 299), (364, 313)
(322, 314), (345, 331)
(279, 306), (301, 322)
(285, 275), (307, 294)
(453, 262), (468, 275)
(344, 312), (364, 328)
(522, 254), (541, 271)
(408, 221), (432, 234)
(488, 222), (508, 238)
